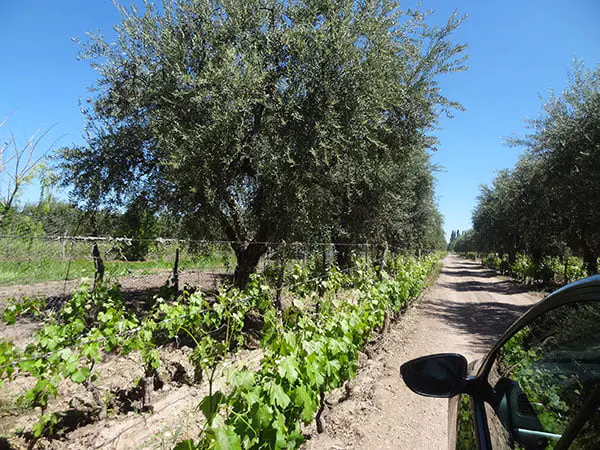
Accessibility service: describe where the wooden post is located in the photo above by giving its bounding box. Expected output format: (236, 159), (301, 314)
(377, 242), (388, 281)
(275, 242), (286, 311)
(168, 247), (180, 295)
(317, 244), (328, 299)
(382, 308), (391, 334)
(92, 243), (105, 289)
(61, 231), (67, 260)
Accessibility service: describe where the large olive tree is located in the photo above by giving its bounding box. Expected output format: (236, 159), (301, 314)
(61, 0), (466, 286)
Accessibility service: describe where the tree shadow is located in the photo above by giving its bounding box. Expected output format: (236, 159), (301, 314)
(0, 437), (16, 450)
(441, 269), (497, 279)
(421, 257), (541, 354)
(438, 279), (532, 295)
(421, 298), (533, 354)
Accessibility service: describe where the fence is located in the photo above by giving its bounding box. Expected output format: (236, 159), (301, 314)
(0, 235), (429, 297)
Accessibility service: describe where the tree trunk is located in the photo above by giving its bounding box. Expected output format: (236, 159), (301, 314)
(508, 250), (516, 265)
(335, 244), (352, 271)
(232, 242), (268, 288)
(581, 241), (598, 275)
(140, 373), (156, 412)
(84, 380), (107, 420)
(315, 391), (326, 433)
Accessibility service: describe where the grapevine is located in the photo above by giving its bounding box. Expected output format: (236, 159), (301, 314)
(0, 253), (441, 446)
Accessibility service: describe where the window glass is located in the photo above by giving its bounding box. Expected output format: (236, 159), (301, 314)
(455, 394), (478, 450)
(485, 301), (600, 449)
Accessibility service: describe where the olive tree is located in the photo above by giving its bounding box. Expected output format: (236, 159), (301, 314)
(61, 0), (466, 286)
(520, 63), (600, 273)
(472, 63), (600, 274)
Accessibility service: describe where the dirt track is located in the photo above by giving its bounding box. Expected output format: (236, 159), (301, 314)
(303, 254), (544, 450)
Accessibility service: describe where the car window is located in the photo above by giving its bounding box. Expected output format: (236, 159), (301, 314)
(485, 301), (600, 449)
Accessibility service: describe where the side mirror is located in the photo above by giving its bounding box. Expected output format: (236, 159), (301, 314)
(400, 353), (468, 398)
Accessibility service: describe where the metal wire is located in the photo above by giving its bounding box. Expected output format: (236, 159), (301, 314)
(0, 234), (420, 250)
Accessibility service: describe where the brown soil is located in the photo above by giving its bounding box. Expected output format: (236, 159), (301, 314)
(0, 269), (248, 450)
(0, 344), (263, 450)
(302, 254), (544, 450)
(0, 269), (229, 307)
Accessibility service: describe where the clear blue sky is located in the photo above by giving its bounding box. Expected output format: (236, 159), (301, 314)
(1, 0), (599, 240)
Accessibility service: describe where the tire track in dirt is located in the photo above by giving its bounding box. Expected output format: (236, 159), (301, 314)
(303, 254), (544, 450)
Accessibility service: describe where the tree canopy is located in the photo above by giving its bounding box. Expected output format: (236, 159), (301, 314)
(60, 0), (466, 285)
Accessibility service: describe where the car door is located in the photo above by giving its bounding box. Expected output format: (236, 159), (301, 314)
(402, 275), (600, 450)
(478, 297), (600, 449)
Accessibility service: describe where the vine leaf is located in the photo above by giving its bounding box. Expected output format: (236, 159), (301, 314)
(278, 356), (299, 383)
(199, 391), (226, 424)
(269, 382), (291, 409)
(70, 367), (90, 383)
(215, 426), (242, 450)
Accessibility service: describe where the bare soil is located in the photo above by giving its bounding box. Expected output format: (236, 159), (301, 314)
(0, 269), (246, 450)
(302, 254), (544, 450)
(0, 344), (263, 450)
(0, 270), (229, 349)
(0, 269), (230, 307)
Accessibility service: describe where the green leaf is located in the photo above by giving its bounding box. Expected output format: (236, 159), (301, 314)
(293, 385), (317, 422)
(254, 403), (272, 427)
(215, 426), (242, 450)
(230, 370), (255, 390)
(70, 367), (91, 383)
(269, 382), (290, 409)
(199, 391), (226, 424)
(277, 357), (298, 383)
(242, 388), (260, 407)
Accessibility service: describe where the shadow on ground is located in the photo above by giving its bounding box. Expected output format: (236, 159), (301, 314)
(422, 258), (538, 354)
(422, 298), (532, 354)
(440, 260), (532, 295)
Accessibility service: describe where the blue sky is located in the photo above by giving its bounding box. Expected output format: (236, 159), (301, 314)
(1, 0), (599, 240)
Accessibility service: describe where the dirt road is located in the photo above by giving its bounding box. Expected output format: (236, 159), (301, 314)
(303, 254), (544, 450)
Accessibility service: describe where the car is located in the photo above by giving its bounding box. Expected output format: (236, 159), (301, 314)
(400, 275), (600, 449)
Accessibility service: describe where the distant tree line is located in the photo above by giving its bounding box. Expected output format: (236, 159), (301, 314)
(0, 194), (186, 261)
(447, 229), (472, 252)
(457, 63), (600, 275)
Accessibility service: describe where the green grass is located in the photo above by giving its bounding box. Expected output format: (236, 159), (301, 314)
(0, 253), (232, 286)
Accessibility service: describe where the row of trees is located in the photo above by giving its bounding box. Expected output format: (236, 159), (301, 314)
(447, 229), (469, 251)
(463, 63), (600, 274)
(54, 0), (464, 286)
